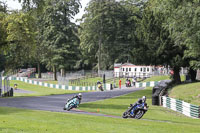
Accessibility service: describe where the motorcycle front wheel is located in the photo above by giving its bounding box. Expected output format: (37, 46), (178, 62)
(122, 111), (129, 118)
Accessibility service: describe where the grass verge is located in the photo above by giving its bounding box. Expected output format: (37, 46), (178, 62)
(142, 75), (170, 82)
(0, 105), (200, 133)
(10, 80), (85, 97)
(142, 75), (185, 82)
(169, 82), (200, 105)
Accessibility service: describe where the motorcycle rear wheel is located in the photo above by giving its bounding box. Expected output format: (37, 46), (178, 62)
(134, 110), (144, 119)
(67, 103), (74, 111)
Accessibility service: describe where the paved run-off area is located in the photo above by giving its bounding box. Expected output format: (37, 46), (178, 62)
(0, 87), (143, 117)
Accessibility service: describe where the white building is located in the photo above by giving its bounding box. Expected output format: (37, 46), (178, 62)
(114, 63), (165, 78)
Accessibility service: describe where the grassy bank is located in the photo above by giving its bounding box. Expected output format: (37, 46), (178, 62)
(79, 87), (199, 122)
(10, 80), (84, 97)
(169, 82), (200, 105)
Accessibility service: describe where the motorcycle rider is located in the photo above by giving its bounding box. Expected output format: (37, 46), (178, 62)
(66, 93), (82, 107)
(130, 96), (147, 116)
(97, 81), (103, 91)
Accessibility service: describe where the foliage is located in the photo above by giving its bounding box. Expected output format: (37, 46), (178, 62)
(79, 0), (141, 70)
(1, 0), (200, 81)
(159, 0), (200, 69)
(38, 0), (81, 75)
(134, 0), (190, 84)
(3, 11), (36, 70)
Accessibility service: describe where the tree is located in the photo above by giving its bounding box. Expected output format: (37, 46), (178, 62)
(18, 0), (46, 78)
(79, 0), (140, 72)
(0, 2), (8, 72)
(4, 11), (36, 70)
(38, 0), (81, 80)
(158, 0), (200, 81)
(134, 0), (188, 84)
(18, 0), (45, 11)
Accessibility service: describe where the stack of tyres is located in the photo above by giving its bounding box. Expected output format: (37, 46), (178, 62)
(10, 88), (13, 97)
(152, 80), (171, 106)
(152, 94), (159, 105)
(152, 86), (159, 95)
(152, 86), (160, 105)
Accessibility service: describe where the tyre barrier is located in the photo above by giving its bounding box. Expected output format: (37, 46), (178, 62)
(152, 95), (159, 105)
(152, 80), (171, 105)
(162, 96), (200, 119)
(1, 88), (13, 97)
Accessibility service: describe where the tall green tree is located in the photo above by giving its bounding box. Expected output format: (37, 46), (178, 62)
(17, 0), (46, 78)
(39, 0), (81, 80)
(158, 0), (200, 81)
(4, 12), (36, 70)
(79, 0), (140, 72)
(0, 1), (7, 72)
(134, 0), (189, 84)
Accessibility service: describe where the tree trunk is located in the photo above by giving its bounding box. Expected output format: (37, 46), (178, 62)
(98, 32), (102, 75)
(53, 66), (57, 81)
(172, 67), (181, 84)
(61, 68), (65, 77)
(189, 68), (197, 82)
(37, 62), (41, 78)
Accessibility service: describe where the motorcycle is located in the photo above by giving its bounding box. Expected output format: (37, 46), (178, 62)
(122, 102), (148, 119)
(97, 83), (104, 91)
(126, 80), (131, 87)
(63, 97), (80, 111)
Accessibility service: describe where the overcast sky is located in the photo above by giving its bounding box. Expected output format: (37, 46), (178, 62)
(6, 0), (90, 22)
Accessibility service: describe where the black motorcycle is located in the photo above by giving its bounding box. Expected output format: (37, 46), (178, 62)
(122, 102), (148, 119)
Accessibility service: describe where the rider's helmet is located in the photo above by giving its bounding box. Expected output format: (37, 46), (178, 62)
(142, 96), (146, 103)
(78, 93), (82, 99)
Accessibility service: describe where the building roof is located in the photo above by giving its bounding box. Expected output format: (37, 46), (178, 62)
(114, 63), (157, 68)
(122, 63), (135, 67)
(114, 63), (122, 68)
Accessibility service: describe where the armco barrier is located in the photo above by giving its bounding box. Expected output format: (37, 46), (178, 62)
(7, 77), (113, 91)
(162, 96), (200, 118)
(7, 77), (159, 91)
(136, 81), (159, 88)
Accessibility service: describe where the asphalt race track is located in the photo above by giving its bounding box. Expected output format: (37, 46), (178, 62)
(0, 87), (143, 117)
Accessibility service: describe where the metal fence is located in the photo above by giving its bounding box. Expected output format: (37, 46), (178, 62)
(40, 70), (114, 86)
(0, 72), (13, 97)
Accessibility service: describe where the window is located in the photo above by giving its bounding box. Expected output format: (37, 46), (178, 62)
(126, 68), (128, 72)
(129, 68), (131, 71)
(135, 68), (137, 71)
(140, 68), (142, 72)
(123, 68), (125, 71)
(147, 68), (149, 72)
(144, 68), (146, 72)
